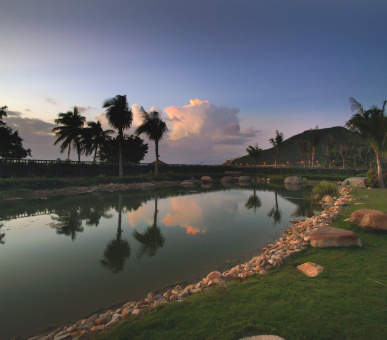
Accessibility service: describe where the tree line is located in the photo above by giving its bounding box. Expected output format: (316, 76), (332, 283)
(246, 97), (387, 188)
(51, 94), (167, 177)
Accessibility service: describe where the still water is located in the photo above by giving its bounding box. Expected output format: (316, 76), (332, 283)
(0, 185), (315, 339)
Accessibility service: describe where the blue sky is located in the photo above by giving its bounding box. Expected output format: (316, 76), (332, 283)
(1, 0), (387, 164)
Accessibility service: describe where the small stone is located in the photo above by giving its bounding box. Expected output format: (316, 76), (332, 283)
(259, 270), (268, 275)
(105, 318), (121, 328)
(91, 325), (105, 332)
(297, 262), (324, 277)
(132, 309), (141, 315)
(95, 316), (109, 325)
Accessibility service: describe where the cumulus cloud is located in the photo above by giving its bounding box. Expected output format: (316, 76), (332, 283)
(152, 99), (260, 164)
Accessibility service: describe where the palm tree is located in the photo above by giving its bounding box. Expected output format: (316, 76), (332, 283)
(246, 143), (262, 170)
(82, 120), (114, 162)
(338, 140), (354, 169)
(100, 195), (131, 273)
(103, 95), (133, 177)
(346, 97), (387, 188)
(135, 108), (168, 177)
(52, 107), (86, 161)
(133, 194), (165, 258)
(245, 188), (262, 213)
(269, 130), (284, 166)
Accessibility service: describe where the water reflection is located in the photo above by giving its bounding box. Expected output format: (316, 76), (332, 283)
(267, 191), (282, 225)
(100, 195), (131, 273)
(51, 209), (84, 241)
(133, 194), (165, 259)
(0, 223), (5, 244)
(245, 188), (262, 213)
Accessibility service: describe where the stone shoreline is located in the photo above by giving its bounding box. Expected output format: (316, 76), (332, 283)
(27, 186), (354, 340)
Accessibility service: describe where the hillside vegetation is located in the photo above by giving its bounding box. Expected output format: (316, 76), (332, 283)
(232, 126), (365, 166)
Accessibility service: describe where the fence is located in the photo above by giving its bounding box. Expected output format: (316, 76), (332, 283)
(0, 158), (366, 179)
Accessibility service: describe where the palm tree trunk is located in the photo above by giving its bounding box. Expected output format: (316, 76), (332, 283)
(153, 194), (158, 227)
(376, 151), (385, 188)
(155, 140), (159, 177)
(117, 194), (122, 239)
(118, 132), (123, 177)
(93, 147), (97, 163)
(68, 145), (71, 160)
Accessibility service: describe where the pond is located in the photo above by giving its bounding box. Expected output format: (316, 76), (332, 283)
(0, 184), (316, 339)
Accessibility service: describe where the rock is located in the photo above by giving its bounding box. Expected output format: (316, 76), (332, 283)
(220, 176), (237, 183)
(180, 181), (195, 187)
(201, 176), (212, 182)
(121, 308), (132, 318)
(284, 183), (302, 191)
(237, 176), (252, 184)
(205, 271), (222, 283)
(153, 296), (167, 307)
(284, 176), (302, 185)
(342, 177), (366, 188)
(91, 325), (105, 332)
(95, 316), (109, 325)
(310, 226), (362, 248)
(132, 309), (141, 315)
(297, 262), (324, 277)
(349, 209), (387, 231)
(105, 318), (121, 328)
(322, 195), (335, 204)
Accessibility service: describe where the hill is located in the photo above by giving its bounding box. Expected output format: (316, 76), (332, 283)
(231, 126), (365, 166)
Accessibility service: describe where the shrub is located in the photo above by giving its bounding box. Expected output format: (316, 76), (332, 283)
(366, 169), (379, 188)
(268, 175), (285, 184)
(312, 180), (339, 198)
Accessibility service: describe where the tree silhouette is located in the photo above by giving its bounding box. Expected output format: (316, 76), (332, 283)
(0, 105), (31, 159)
(245, 188), (262, 213)
(103, 95), (133, 177)
(133, 194), (165, 259)
(308, 126), (319, 167)
(136, 109), (168, 177)
(51, 210), (84, 241)
(324, 134), (336, 168)
(100, 195), (131, 273)
(246, 143), (262, 170)
(82, 120), (114, 162)
(346, 97), (387, 188)
(267, 191), (281, 225)
(52, 107), (86, 161)
(269, 130), (284, 166)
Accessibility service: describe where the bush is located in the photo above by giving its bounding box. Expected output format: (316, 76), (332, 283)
(366, 169), (379, 188)
(312, 180), (339, 198)
(268, 175), (285, 184)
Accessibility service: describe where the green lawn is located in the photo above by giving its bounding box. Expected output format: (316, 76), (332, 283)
(97, 188), (387, 340)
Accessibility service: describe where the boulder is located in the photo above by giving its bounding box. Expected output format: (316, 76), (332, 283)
(237, 176), (252, 184)
(311, 226), (362, 248)
(297, 262), (324, 277)
(284, 176), (302, 185)
(322, 195), (335, 204)
(284, 183), (302, 191)
(201, 176), (212, 182)
(348, 209), (387, 232)
(342, 177), (366, 188)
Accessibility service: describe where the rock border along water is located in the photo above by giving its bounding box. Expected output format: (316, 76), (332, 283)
(27, 186), (354, 340)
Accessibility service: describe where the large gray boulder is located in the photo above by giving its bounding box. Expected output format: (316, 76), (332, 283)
(201, 176), (212, 182)
(342, 177), (366, 188)
(284, 176), (302, 185)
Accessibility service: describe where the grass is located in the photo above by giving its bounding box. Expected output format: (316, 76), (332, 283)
(312, 180), (340, 197)
(96, 188), (387, 340)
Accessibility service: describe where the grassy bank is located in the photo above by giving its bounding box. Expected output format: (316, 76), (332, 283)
(96, 188), (387, 340)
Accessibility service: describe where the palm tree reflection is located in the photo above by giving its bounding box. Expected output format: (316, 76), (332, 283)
(267, 190), (282, 225)
(100, 195), (130, 273)
(52, 210), (84, 241)
(133, 194), (165, 259)
(0, 223), (5, 245)
(245, 188), (262, 213)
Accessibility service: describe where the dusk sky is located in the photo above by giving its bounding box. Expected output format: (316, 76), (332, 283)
(2, 0), (387, 164)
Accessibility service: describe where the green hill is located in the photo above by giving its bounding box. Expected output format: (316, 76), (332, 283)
(232, 126), (365, 167)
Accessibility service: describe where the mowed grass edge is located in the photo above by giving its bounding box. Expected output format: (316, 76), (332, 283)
(95, 188), (387, 340)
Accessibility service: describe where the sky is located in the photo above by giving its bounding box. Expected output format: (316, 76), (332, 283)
(1, 0), (387, 164)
